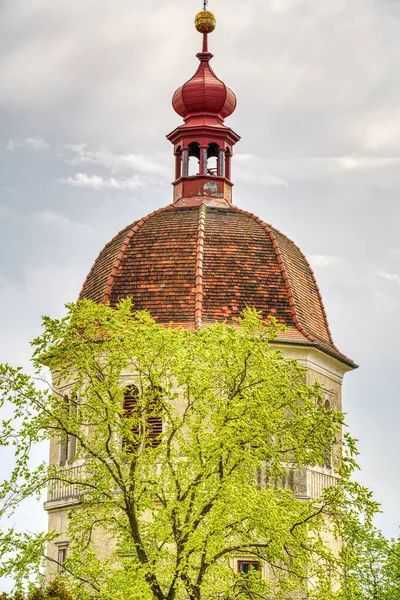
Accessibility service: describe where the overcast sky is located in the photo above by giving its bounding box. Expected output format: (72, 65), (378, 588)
(1, 0), (400, 590)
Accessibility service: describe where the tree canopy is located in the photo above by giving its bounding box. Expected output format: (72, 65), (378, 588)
(342, 525), (400, 600)
(0, 580), (73, 600)
(0, 300), (379, 599)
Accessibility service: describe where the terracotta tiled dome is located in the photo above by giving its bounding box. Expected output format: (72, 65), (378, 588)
(79, 204), (353, 366)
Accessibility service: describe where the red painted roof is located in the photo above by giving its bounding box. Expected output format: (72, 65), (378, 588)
(79, 204), (354, 367)
(172, 50), (236, 125)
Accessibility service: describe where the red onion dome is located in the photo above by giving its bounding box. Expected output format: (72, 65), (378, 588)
(172, 53), (237, 123)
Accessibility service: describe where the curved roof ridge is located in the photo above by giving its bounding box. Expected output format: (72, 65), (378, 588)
(102, 204), (174, 304)
(209, 62), (229, 110)
(230, 206), (354, 365)
(78, 221), (136, 302)
(268, 222), (335, 345)
(267, 223), (342, 353)
(230, 207), (315, 342)
(195, 203), (207, 330)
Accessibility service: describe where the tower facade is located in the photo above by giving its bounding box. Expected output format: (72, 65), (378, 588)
(44, 7), (356, 584)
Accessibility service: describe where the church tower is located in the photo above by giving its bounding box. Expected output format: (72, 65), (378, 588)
(44, 5), (356, 582)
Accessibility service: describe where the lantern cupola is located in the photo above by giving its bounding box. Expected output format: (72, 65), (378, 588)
(167, 9), (240, 207)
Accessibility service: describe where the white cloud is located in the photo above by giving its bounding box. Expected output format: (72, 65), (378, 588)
(36, 209), (74, 227)
(234, 154), (288, 187)
(57, 144), (171, 193)
(378, 271), (400, 284)
(65, 144), (171, 177)
(233, 153), (400, 188)
(337, 156), (400, 171)
(35, 210), (97, 238)
(360, 114), (400, 152)
(58, 172), (147, 191)
(308, 254), (340, 268)
(63, 144), (169, 176)
(5, 136), (50, 151)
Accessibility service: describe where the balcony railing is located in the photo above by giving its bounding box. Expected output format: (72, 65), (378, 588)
(46, 465), (84, 504)
(265, 465), (339, 500)
(46, 464), (339, 506)
(305, 468), (339, 499)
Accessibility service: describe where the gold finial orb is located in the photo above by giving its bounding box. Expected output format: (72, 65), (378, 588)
(195, 11), (216, 34)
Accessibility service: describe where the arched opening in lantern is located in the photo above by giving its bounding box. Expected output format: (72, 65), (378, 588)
(207, 142), (219, 176)
(188, 142), (201, 176)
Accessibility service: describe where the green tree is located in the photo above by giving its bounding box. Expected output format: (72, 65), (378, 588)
(0, 300), (378, 600)
(385, 536), (400, 599)
(343, 525), (400, 600)
(0, 581), (73, 600)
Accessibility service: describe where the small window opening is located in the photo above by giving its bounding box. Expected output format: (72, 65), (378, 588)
(238, 561), (260, 574)
(57, 547), (67, 571)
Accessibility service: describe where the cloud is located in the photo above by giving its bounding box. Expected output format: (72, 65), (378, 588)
(56, 144), (171, 195)
(337, 156), (400, 171)
(5, 136), (50, 151)
(64, 144), (169, 176)
(57, 173), (147, 191)
(233, 153), (400, 188)
(378, 271), (400, 284)
(35, 209), (97, 237)
(308, 254), (340, 268)
(234, 154), (288, 187)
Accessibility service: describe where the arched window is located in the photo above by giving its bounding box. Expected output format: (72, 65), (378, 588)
(323, 397), (332, 468)
(123, 385), (162, 448)
(123, 385), (140, 448)
(59, 395), (77, 466)
(207, 142), (219, 175)
(145, 385), (163, 447)
(188, 142), (200, 176)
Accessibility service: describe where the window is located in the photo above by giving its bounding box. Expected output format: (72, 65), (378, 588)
(318, 393), (332, 469)
(146, 385), (163, 447)
(123, 385), (163, 448)
(323, 397), (332, 468)
(238, 561), (260, 574)
(59, 395), (78, 466)
(57, 547), (67, 571)
(123, 385), (140, 448)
